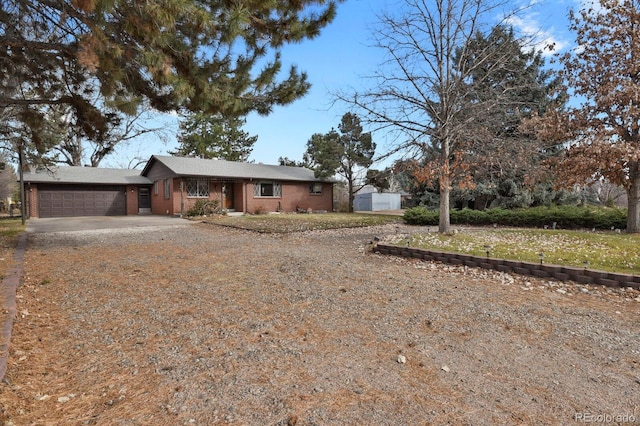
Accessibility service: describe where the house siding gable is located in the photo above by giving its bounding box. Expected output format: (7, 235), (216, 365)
(144, 161), (176, 183)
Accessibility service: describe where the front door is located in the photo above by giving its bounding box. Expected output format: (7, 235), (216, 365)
(138, 187), (151, 213)
(223, 183), (234, 210)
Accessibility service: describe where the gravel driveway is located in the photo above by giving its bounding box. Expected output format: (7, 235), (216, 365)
(1, 222), (639, 425)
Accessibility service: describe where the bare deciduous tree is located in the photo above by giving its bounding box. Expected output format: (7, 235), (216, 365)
(337, 0), (534, 233)
(52, 103), (169, 167)
(0, 155), (17, 207)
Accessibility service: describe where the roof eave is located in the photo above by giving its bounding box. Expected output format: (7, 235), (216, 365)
(140, 155), (159, 176)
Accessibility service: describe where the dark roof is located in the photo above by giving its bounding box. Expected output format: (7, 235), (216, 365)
(22, 166), (152, 185)
(142, 155), (330, 182)
(21, 156), (332, 185)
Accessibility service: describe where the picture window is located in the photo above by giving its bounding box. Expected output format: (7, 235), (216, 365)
(186, 178), (210, 198)
(253, 181), (281, 198)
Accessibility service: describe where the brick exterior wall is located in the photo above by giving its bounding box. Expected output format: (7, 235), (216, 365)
(25, 184), (37, 218)
(373, 243), (640, 289)
(150, 179), (175, 215)
(27, 177), (333, 217)
(245, 181), (333, 214)
(154, 178), (333, 216)
(170, 180), (227, 216)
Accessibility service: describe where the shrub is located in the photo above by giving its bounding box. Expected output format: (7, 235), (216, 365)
(403, 205), (627, 230)
(185, 199), (221, 217)
(403, 207), (438, 225)
(453, 208), (489, 225)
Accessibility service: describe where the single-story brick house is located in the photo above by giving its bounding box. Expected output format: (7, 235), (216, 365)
(22, 155), (334, 218)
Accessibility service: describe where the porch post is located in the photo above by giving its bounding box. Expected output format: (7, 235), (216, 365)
(241, 181), (244, 213)
(180, 178), (184, 217)
(245, 179), (251, 213)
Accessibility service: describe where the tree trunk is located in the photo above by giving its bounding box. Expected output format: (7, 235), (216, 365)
(439, 183), (451, 233)
(70, 134), (84, 166)
(348, 179), (354, 213)
(439, 134), (451, 233)
(627, 164), (640, 233)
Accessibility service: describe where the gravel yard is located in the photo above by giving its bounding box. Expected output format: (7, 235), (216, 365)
(1, 222), (639, 425)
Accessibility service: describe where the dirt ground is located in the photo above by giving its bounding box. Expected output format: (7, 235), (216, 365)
(1, 222), (639, 425)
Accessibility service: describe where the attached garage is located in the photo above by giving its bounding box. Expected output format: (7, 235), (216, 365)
(22, 167), (153, 218)
(38, 184), (126, 218)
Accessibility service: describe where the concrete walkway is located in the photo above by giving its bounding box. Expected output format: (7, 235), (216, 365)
(26, 215), (192, 234)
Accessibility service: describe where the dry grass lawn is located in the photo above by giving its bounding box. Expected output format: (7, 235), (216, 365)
(0, 220), (639, 425)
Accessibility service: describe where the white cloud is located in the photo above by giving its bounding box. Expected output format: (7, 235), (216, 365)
(504, 13), (569, 56)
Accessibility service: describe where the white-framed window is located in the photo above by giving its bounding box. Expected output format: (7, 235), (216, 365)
(154, 181), (159, 195)
(163, 179), (170, 199)
(309, 182), (323, 195)
(187, 178), (210, 198)
(253, 181), (281, 198)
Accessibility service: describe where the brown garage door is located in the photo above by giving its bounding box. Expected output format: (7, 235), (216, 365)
(38, 184), (126, 217)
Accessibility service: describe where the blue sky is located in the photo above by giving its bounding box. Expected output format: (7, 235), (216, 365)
(104, 0), (582, 169)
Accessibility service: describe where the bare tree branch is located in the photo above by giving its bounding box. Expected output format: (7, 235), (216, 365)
(334, 0), (545, 232)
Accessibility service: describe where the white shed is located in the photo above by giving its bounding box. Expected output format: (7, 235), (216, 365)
(353, 192), (401, 211)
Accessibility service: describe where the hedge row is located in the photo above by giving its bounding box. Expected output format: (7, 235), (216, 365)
(402, 206), (628, 230)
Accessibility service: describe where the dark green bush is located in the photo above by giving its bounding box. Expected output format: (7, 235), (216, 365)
(403, 206), (627, 230)
(454, 208), (490, 225)
(403, 206), (438, 225)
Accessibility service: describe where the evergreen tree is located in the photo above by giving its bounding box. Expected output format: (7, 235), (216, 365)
(0, 0), (340, 161)
(278, 157), (309, 167)
(454, 25), (562, 209)
(172, 113), (257, 161)
(365, 169), (391, 193)
(304, 113), (375, 212)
